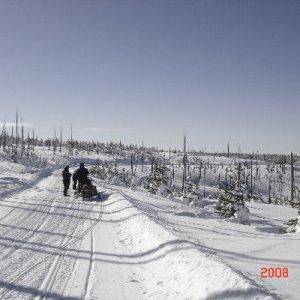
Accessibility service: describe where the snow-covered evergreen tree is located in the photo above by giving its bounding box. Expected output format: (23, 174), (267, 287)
(147, 163), (169, 194)
(280, 216), (300, 233)
(215, 189), (250, 225)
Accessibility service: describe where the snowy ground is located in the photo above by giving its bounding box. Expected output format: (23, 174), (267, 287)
(0, 154), (298, 299)
(103, 184), (299, 300)
(0, 153), (55, 200)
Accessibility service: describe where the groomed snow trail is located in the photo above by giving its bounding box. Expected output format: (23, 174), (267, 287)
(0, 170), (277, 299)
(0, 170), (103, 299)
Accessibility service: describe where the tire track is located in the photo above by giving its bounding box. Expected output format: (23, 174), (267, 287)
(0, 175), (64, 261)
(0, 170), (105, 299)
(1, 201), (104, 297)
(35, 199), (90, 299)
(0, 174), (57, 234)
(0, 197), (56, 240)
(39, 199), (104, 299)
(83, 218), (95, 300)
(0, 197), (57, 260)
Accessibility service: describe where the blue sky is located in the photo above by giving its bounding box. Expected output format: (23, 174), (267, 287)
(0, 0), (299, 154)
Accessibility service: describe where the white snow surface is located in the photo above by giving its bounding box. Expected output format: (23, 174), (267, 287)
(107, 185), (298, 300)
(0, 154), (297, 299)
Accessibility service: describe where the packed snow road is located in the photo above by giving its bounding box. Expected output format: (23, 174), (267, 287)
(0, 170), (277, 299)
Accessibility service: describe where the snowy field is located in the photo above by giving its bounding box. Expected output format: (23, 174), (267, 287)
(106, 185), (298, 299)
(0, 150), (298, 299)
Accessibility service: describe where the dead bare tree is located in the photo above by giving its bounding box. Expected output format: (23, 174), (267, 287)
(141, 141), (144, 172)
(182, 132), (187, 192)
(21, 124), (24, 157)
(227, 141), (230, 157)
(59, 123), (63, 153)
(0, 120), (6, 150)
(32, 129), (35, 151)
(68, 124), (73, 157)
(250, 154), (253, 198)
(52, 129), (55, 154)
(291, 151), (295, 205)
(26, 132), (30, 156)
(15, 109), (19, 153)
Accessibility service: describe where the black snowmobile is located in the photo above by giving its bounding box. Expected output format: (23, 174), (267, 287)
(76, 178), (100, 200)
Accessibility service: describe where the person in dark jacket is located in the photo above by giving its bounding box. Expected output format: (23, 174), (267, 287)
(72, 169), (78, 190)
(75, 162), (89, 194)
(62, 165), (72, 196)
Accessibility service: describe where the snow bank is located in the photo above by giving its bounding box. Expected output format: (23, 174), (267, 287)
(101, 193), (276, 299)
(234, 204), (250, 225)
(0, 157), (52, 199)
(281, 216), (300, 233)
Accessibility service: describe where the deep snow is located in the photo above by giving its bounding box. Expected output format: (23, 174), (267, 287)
(105, 185), (299, 300)
(0, 152), (298, 299)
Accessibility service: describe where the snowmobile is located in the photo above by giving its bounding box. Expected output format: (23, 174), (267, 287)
(81, 183), (98, 200)
(76, 178), (101, 201)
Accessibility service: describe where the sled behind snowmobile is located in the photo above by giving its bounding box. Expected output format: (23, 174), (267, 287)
(80, 182), (98, 200)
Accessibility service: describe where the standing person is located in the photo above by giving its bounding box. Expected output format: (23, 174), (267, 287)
(76, 162), (89, 195)
(62, 165), (72, 196)
(72, 169), (78, 190)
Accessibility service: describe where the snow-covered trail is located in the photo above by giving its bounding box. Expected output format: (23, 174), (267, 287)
(0, 170), (277, 299)
(0, 170), (105, 299)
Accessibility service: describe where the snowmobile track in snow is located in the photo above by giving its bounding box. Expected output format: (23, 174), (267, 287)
(38, 202), (104, 300)
(82, 218), (95, 300)
(0, 197), (56, 240)
(0, 198), (58, 261)
(0, 170), (105, 300)
(5, 200), (104, 294)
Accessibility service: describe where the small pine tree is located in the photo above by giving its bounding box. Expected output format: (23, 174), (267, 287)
(215, 189), (250, 224)
(147, 163), (168, 194)
(215, 190), (237, 218)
